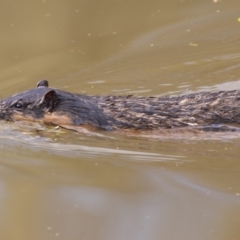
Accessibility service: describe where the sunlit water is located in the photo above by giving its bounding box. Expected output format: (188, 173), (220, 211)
(0, 0), (240, 240)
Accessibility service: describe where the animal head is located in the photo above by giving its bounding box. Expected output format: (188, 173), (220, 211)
(0, 80), (58, 121)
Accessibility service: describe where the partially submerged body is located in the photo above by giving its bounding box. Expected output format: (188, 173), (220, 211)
(1, 80), (240, 132)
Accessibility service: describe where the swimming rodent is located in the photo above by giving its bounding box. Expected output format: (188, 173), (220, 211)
(1, 80), (240, 132)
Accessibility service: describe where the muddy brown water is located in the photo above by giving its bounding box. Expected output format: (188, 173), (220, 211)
(0, 0), (240, 239)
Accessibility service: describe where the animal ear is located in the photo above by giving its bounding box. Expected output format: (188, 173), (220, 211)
(40, 90), (57, 111)
(37, 80), (49, 88)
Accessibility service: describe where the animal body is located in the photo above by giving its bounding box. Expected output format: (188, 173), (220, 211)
(1, 80), (240, 132)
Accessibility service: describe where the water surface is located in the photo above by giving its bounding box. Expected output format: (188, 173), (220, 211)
(0, 0), (240, 239)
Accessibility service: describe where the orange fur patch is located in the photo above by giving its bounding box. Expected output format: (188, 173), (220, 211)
(42, 113), (73, 126)
(12, 113), (37, 122)
(12, 112), (73, 126)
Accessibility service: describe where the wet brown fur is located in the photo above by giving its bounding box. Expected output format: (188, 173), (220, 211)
(97, 90), (240, 129)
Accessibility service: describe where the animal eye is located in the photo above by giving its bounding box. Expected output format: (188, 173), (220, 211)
(14, 101), (24, 109)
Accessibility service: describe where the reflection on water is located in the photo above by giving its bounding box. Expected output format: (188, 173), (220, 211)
(0, 0), (240, 239)
(0, 122), (184, 162)
(0, 121), (240, 239)
(1, 138), (240, 240)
